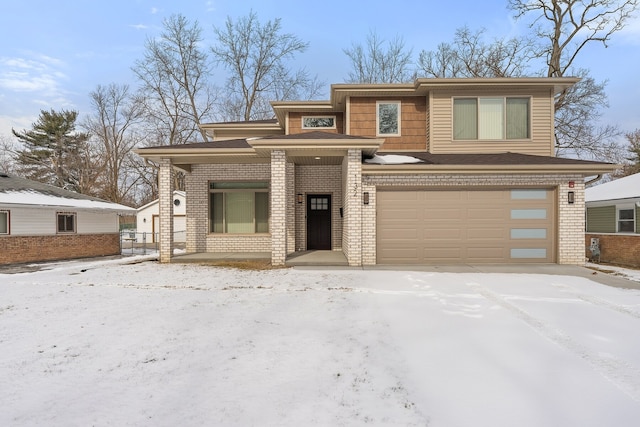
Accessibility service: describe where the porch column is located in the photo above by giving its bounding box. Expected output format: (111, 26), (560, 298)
(343, 149), (363, 266)
(271, 150), (287, 266)
(158, 158), (174, 263)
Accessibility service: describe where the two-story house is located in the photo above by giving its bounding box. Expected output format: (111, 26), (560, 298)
(136, 77), (616, 266)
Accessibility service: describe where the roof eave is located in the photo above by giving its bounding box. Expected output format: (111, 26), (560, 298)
(362, 163), (617, 175)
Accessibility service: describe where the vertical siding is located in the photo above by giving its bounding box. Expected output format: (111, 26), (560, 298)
(349, 96), (427, 151)
(288, 112), (344, 134)
(429, 88), (554, 155)
(586, 206), (616, 233)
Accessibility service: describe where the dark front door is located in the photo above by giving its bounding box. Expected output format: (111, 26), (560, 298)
(307, 195), (331, 250)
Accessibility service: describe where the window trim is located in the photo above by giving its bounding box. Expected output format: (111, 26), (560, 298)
(376, 100), (402, 137)
(0, 209), (9, 235)
(452, 96), (531, 141)
(208, 181), (270, 234)
(56, 212), (76, 234)
(301, 115), (337, 129)
(616, 205), (636, 233)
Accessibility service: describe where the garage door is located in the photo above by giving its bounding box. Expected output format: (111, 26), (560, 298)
(377, 189), (555, 264)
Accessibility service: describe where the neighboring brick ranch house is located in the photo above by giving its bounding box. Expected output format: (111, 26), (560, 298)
(136, 190), (186, 244)
(586, 172), (640, 268)
(0, 173), (135, 265)
(136, 77), (616, 266)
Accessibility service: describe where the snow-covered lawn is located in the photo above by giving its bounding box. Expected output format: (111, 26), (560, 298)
(2, 257), (640, 426)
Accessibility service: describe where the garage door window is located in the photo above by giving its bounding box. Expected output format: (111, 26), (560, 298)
(511, 228), (547, 239)
(511, 248), (547, 258)
(511, 209), (547, 219)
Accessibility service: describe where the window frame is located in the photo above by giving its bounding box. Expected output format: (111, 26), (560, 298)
(208, 181), (270, 234)
(56, 212), (76, 234)
(617, 205), (636, 233)
(0, 209), (9, 235)
(301, 115), (336, 130)
(376, 100), (402, 137)
(452, 96), (531, 141)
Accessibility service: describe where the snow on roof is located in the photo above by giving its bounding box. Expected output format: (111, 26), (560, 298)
(0, 190), (135, 212)
(364, 154), (423, 165)
(586, 173), (640, 203)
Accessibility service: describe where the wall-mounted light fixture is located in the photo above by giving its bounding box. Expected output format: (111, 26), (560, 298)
(568, 180), (575, 188)
(567, 191), (575, 204)
(296, 193), (303, 204)
(363, 192), (370, 205)
(143, 218), (147, 223)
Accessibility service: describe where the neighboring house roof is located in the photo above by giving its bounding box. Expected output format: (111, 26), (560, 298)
(0, 173), (135, 213)
(586, 172), (640, 203)
(137, 190), (185, 212)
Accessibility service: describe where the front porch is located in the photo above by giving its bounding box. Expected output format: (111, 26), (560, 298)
(172, 250), (349, 267)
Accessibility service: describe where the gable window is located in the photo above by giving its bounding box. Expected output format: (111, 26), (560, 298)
(302, 116), (336, 129)
(57, 212), (76, 233)
(618, 207), (635, 232)
(209, 182), (269, 234)
(453, 97), (530, 140)
(0, 210), (8, 234)
(377, 101), (401, 136)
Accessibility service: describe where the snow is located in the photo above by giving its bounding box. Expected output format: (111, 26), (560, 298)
(2, 258), (640, 426)
(0, 190), (135, 212)
(364, 154), (423, 165)
(586, 172), (640, 202)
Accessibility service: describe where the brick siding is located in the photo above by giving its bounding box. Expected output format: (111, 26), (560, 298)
(0, 233), (120, 265)
(185, 162), (273, 254)
(585, 233), (640, 268)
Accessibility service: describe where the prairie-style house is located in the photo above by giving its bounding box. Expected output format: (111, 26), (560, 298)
(136, 77), (615, 266)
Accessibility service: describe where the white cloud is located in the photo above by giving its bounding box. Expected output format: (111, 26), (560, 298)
(206, 1), (216, 12)
(151, 7), (159, 14)
(130, 23), (148, 30)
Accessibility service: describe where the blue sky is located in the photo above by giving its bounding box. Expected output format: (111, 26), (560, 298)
(1, 0), (639, 140)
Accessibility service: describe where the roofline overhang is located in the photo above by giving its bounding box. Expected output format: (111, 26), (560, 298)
(586, 197), (640, 207)
(249, 137), (383, 157)
(362, 162), (617, 175)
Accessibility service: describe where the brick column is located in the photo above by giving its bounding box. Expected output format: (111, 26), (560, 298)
(343, 149), (363, 266)
(271, 150), (287, 266)
(558, 177), (585, 265)
(158, 158), (174, 263)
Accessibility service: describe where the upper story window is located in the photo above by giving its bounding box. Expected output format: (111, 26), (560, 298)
(302, 116), (336, 129)
(209, 182), (269, 234)
(617, 206), (635, 232)
(57, 212), (76, 233)
(453, 97), (530, 140)
(377, 101), (401, 136)
(0, 210), (9, 234)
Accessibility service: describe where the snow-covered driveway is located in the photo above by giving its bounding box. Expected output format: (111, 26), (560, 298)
(2, 258), (640, 426)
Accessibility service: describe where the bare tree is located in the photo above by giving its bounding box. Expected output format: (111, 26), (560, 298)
(0, 135), (17, 174)
(344, 29), (415, 83)
(509, 0), (638, 158)
(211, 11), (322, 121)
(417, 27), (533, 78)
(612, 129), (640, 177)
(133, 14), (217, 145)
(84, 83), (144, 205)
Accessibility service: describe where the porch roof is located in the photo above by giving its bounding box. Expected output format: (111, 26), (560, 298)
(134, 131), (383, 170)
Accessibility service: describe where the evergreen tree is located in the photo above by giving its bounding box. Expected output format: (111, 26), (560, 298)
(12, 109), (96, 194)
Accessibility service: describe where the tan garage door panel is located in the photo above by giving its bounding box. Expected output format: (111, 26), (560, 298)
(377, 189), (555, 264)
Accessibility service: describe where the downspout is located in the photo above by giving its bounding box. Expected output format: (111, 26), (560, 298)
(585, 174), (603, 187)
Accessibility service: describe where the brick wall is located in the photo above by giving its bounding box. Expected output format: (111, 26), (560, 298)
(186, 163), (272, 254)
(0, 233), (120, 265)
(585, 233), (640, 268)
(362, 173), (585, 265)
(294, 164), (343, 251)
(342, 149), (363, 266)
